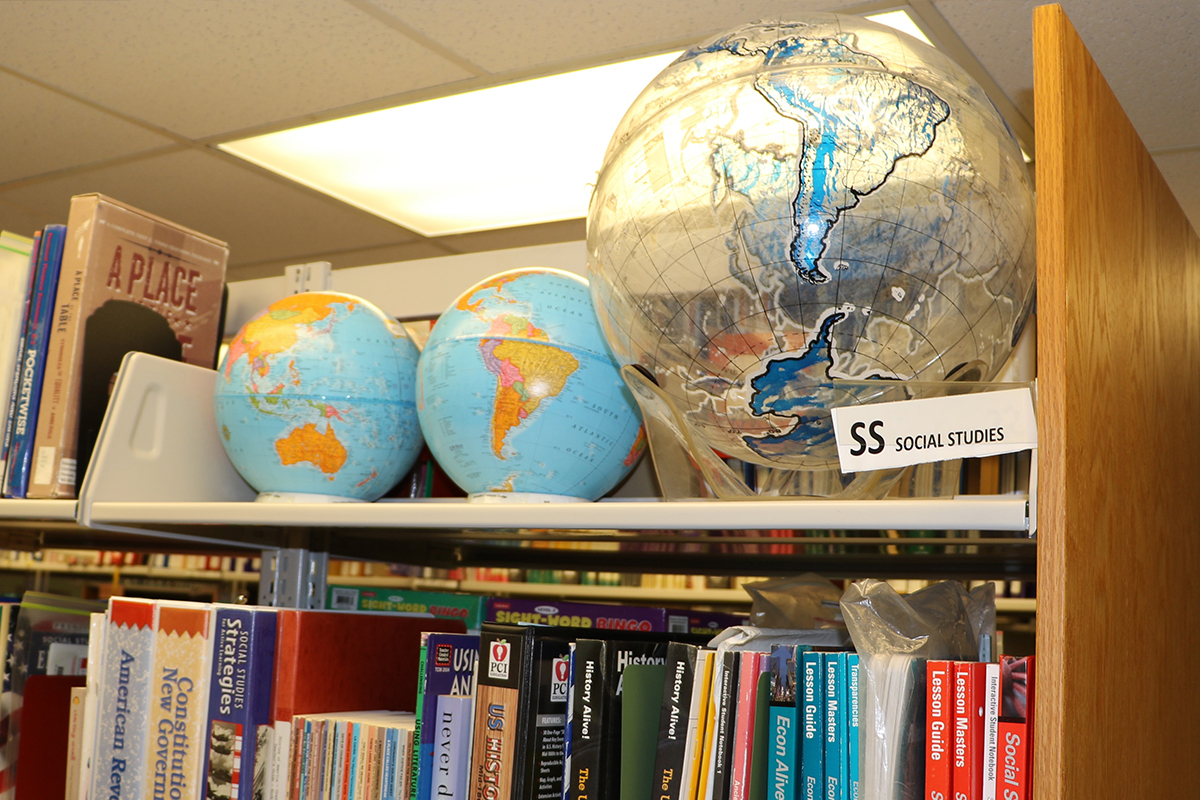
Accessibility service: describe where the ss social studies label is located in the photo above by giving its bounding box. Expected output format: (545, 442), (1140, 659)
(830, 388), (1037, 473)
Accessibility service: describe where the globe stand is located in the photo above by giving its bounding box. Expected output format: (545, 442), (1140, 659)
(620, 366), (1009, 501)
(254, 492), (368, 504)
(467, 492), (590, 504)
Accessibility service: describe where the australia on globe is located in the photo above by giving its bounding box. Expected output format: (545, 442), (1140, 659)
(214, 291), (423, 502)
(418, 268), (645, 502)
(587, 15), (1036, 479)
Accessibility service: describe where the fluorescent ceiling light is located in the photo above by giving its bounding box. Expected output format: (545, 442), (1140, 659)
(219, 8), (935, 237)
(220, 52), (680, 237)
(864, 8), (934, 45)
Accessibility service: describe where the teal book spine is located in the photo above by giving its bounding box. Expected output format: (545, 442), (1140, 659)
(767, 644), (798, 800)
(799, 652), (824, 800)
(769, 707), (797, 800)
(824, 653), (848, 800)
(847, 654), (859, 800)
(349, 721), (361, 798)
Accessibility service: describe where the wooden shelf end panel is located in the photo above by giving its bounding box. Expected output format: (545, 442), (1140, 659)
(1034, 4), (1200, 798)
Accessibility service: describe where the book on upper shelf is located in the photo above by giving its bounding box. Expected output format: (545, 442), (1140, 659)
(0, 231), (39, 489)
(26, 193), (228, 500)
(3, 224), (65, 498)
(0, 232), (35, 487)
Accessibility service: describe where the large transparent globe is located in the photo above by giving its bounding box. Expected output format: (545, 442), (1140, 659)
(588, 15), (1036, 476)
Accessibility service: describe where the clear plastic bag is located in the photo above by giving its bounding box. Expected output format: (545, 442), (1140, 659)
(839, 579), (996, 800)
(741, 572), (847, 629)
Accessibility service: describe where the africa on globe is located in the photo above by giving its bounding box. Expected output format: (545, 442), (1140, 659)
(214, 291), (423, 502)
(417, 268), (645, 502)
(587, 14), (1036, 480)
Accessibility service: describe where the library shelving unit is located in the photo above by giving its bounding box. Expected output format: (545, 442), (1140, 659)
(1032, 4), (1200, 795)
(0, 4), (1192, 795)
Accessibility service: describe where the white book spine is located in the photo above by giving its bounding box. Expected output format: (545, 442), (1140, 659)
(982, 662), (1002, 800)
(433, 694), (474, 800)
(89, 600), (156, 800)
(678, 649), (711, 800)
(267, 719), (291, 800)
(78, 612), (106, 800)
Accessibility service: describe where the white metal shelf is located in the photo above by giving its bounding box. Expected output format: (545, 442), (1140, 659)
(83, 494), (1029, 532)
(0, 498), (77, 521)
(0, 353), (1027, 580)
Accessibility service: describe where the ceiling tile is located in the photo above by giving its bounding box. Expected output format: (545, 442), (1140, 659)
(370, 0), (865, 74)
(0, 72), (175, 185)
(0, 0), (475, 140)
(1153, 149), (1200, 232)
(936, 0), (1200, 151)
(0, 148), (421, 271)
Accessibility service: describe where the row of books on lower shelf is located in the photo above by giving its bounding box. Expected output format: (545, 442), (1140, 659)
(0, 549), (261, 573)
(14, 586), (1032, 800)
(924, 657), (1035, 800)
(268, 626), (1038, 800)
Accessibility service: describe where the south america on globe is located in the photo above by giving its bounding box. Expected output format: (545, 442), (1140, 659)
(418, 268), (645, 502)
(587, 15), (1036, 480)
(214, 291), (423, 502)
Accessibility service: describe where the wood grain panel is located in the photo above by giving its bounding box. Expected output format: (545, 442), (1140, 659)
(1033, 4), (1200, 798)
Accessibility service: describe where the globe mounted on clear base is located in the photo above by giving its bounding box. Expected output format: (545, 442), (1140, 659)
(587, 15), (1036, 498)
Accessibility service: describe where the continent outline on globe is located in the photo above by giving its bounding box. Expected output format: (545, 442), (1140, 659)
(215, 290), (424, 502)
(418, 268), (645, 501)
(587, 14), (1036, 475)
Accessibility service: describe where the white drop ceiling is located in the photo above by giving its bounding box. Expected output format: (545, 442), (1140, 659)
(0, 0), (1196, 282)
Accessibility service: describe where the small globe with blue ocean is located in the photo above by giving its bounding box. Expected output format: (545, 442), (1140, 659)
(418, 268), (645, 502)
(214, 291), (423, 502)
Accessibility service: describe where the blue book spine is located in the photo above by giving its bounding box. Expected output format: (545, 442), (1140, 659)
(0, 231), (39, 479)
(349, 722), (361, 798)
(201, 607), (278, 800)
(416, 632), (479, 800)
(562, 641), (576, 800)
(298, 719), (312, 800)
(824, 653), (847, 800)
(799, 652), (825, 800)
(3, 224), (64, 497)
(847, 654), (859, 800)
(381, 726), (397, 800)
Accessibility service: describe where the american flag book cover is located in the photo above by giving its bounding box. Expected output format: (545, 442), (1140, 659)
(90, 598), (156, 800)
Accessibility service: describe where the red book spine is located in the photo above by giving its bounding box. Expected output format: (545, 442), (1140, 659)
(926, 660), (953, 800)
(952, 662), (986, 800)
(996, 721), (1028, 800)
(728, 651), (762, 800)
(1024, 656), (1036, 799)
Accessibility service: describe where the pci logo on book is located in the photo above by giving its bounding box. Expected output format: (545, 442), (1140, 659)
(551, 657), (570, 703)
(489, 640), (511, 680)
